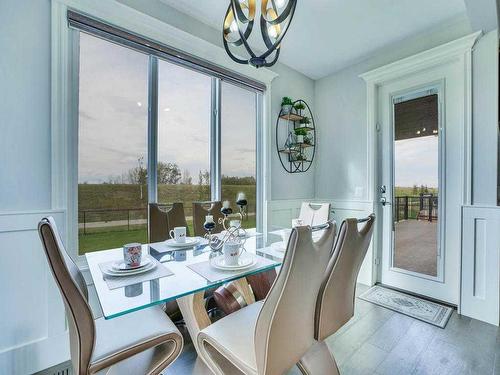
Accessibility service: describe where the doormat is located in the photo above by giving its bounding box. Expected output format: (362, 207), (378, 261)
(359, 285), (453, 328)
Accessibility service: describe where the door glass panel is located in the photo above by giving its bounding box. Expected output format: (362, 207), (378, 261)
(221, 82), (257, 229)
(78, 32), (149, 254)
(393, 94), (439, 277)
(157, 60), (212, 234)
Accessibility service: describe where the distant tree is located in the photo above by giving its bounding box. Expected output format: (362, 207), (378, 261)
(412, 184), (418, 195)
(127, 157), (147, 200)
(127, 164), (147, 185)
(197, 169), (210, 199)
(157, 162), (181, 184)
(181, 169), (192, 185)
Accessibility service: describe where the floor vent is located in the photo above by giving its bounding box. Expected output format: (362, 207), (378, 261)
(33, 361), (72, 375)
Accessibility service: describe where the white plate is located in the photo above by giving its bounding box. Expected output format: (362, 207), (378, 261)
(112, 257), (152, 271)
(164, 237), (200, 248)
(102, 261), (157, 277)
(270, 241), (286, 252)
(210, 254), (257, 271)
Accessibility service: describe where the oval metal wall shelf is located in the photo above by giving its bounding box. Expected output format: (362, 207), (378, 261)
(276, 99), (316, 173)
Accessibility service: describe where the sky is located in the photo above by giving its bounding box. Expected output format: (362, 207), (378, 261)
(394, 135), (438, 188)
(78, 32), (256, 184)
(78, 32), (438, 188)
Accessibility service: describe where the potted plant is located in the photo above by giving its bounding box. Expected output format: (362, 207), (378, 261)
(299, 116), (311, 126)
(293, 153), (306, 162)
(294, 127), (308, 143)
(294, 102), (305, 115)
(303, 134), (313, 145)
(281, 97), (293, 114)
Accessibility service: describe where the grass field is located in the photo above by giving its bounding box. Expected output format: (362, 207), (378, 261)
(394, 186), (438, 196)
(78, 217), (257, 254)
(78, 183), (257, 254)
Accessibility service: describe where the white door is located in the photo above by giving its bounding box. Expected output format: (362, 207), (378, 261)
(377, 68), (462, 304)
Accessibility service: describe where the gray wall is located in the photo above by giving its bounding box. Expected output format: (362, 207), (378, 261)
(471, 30), (499, 205)
(313, 15), (474, 201)
(117, 0), (316, 201)
(0, 0), (52, 211)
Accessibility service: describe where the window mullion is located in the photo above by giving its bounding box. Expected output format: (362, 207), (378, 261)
(211, 78), (222, 201)
(148, 56), (159, 204)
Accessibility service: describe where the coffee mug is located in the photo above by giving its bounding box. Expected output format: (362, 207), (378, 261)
(123, 243), (142, 267)
(169, 227), (186, 243)
(223, 241), (243, 266)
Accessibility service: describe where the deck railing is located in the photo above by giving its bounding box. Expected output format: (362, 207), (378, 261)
(394, 194), (438, 222)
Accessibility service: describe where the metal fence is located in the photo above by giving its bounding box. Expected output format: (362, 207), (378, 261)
(79, 207), (147, 234)
(394, 194), (438, 222)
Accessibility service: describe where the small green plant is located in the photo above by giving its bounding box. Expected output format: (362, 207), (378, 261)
(294, 153), (306, 161)
(294, 102), (305, 111)
(299, 117), (311, 125)
(281, 97), (293, 106)
(294, 128), (308, 136)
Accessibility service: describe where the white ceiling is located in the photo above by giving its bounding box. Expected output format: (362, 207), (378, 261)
(159, 0), (467, 79)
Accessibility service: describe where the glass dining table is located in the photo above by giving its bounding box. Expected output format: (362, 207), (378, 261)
(85, 230), (286, 356)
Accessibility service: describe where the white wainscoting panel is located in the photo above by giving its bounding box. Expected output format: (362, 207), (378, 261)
(267, 199), (376, 285)
(0, 210), (70, 374)
(461, 206), (500, 325)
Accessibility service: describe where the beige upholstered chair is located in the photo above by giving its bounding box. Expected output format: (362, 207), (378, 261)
(299, 202), (331, 226)
(197, 222), (337, 375)
(38, 217), (183, 375)
(297, 215), (376, 375)
(149, 202), (189, 243)
(192, 201), (224, 236)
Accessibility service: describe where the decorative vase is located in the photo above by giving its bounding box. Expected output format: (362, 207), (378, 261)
(282, 104), (292, 114)
(296, 135), (304, 143)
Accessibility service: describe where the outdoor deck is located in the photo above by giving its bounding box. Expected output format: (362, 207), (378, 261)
(394, 220), (438, 276)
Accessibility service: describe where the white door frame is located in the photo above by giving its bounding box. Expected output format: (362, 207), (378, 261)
(360, 31), (482, 305)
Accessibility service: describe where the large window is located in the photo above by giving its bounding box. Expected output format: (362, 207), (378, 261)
(78, 33), (149, 254)
(157, 60), (212, 234)
(76, 31), (262, 254)
(221, 82), (257, 229)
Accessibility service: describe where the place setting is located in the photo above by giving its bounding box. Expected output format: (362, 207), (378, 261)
(98, 243), (174, 290)
(187, 208), (278, 283)
(149, 225), (208, 254)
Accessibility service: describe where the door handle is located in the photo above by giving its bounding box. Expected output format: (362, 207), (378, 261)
(380, 197), (391, 206)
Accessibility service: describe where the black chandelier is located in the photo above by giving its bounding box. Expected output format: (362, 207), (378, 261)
(223, 0), (297, 68)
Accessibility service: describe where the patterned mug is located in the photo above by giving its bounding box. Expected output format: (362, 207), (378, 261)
(123, 243), (142, 267)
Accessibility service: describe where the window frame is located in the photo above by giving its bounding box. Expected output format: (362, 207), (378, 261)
(72, 28), (263, 259)
(52, 1), (276, 269)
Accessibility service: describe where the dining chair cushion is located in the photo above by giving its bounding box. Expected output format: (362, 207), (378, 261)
(90, 306), (183, 373)
(198, 301), (263, 375)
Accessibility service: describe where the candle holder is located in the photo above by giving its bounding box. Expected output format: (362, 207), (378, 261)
(204, 195), (249, 253)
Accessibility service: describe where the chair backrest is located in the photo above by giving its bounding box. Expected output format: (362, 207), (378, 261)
(149, 202), (189, 242)
(314, 214), (375, 341)
(299, 202), (331, 226)
(254, 222), (337, 375)
(192, 201), (224, 236)
(38, 217), (95, 375)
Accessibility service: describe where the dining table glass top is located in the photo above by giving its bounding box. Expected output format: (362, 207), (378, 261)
(86, 230), (285, 320)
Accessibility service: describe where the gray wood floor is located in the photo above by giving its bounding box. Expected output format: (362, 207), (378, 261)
(165, 284), (500, 375)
